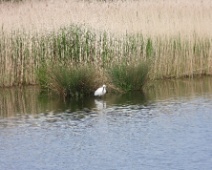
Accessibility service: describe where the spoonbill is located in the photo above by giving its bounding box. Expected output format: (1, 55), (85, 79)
(94, 85), (106, 97)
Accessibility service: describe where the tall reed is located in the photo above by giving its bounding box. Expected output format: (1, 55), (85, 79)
(0, 24), (212, 88)
(0, 0), (211, 91)
(150, 36), (212, 79)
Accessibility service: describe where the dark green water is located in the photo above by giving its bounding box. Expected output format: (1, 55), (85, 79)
(0, 78), (212, 170)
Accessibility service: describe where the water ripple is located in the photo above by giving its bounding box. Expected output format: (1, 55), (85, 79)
(1, 92), (212, 170)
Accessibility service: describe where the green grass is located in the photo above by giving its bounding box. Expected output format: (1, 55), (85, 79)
(108, 62), (148, 92)
(38, 65), (95, 98)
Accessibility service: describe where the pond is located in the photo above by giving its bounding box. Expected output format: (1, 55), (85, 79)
(0, 78), (212, 170)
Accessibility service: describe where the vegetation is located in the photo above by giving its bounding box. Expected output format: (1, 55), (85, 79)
(41, 65), (96, 98)
(108, 62), (148, 92)
(0, 0), (211, 97)
(0, 24), (212, 96)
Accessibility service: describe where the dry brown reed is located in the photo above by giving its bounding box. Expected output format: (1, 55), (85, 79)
(1, 0), (211, 37)
(0, 0), (212, 87)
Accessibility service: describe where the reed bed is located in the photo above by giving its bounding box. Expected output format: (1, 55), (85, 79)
(1, 0), (211, 37)
(1, 26), (211, 86)
(0, 0), (212, 91)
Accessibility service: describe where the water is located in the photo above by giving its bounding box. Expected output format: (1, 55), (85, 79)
(0, 78), (212, 170)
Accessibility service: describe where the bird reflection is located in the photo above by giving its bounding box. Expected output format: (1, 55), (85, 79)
(94, 99), (106, 111)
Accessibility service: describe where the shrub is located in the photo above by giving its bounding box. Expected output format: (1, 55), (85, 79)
(37, 65), (95, 98)
(108, 62), (148, 92)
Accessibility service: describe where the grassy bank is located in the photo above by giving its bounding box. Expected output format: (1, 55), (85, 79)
(1, 25), (211, 92)
(0, 0), (212, 96)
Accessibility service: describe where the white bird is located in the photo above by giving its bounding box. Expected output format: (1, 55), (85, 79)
(94, 85), (106, 97)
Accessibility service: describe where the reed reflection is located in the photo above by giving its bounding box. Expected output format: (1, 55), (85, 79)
(1, 77), (212, 118)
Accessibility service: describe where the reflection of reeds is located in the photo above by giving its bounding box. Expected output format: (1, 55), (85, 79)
(0, 87), (96, 118)
(0, 87), (40, 117)
(145, 77), (212, 101)
(0, 87), (70, 117)
(1, 78), (212, 117)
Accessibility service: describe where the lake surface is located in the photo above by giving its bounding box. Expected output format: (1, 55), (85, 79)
(0, 78), (212, 170)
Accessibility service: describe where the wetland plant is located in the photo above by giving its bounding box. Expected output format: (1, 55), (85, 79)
(1, 24), (212, 88)
(38, 65), (96, 98)
(108, 62), (148, 92)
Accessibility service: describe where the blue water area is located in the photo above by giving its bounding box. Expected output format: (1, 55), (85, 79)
(0, 79), (212, 170)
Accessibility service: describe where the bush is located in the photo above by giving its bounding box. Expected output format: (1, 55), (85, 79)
(37, 65), (95, 98)
(108, 62), (148, 92)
